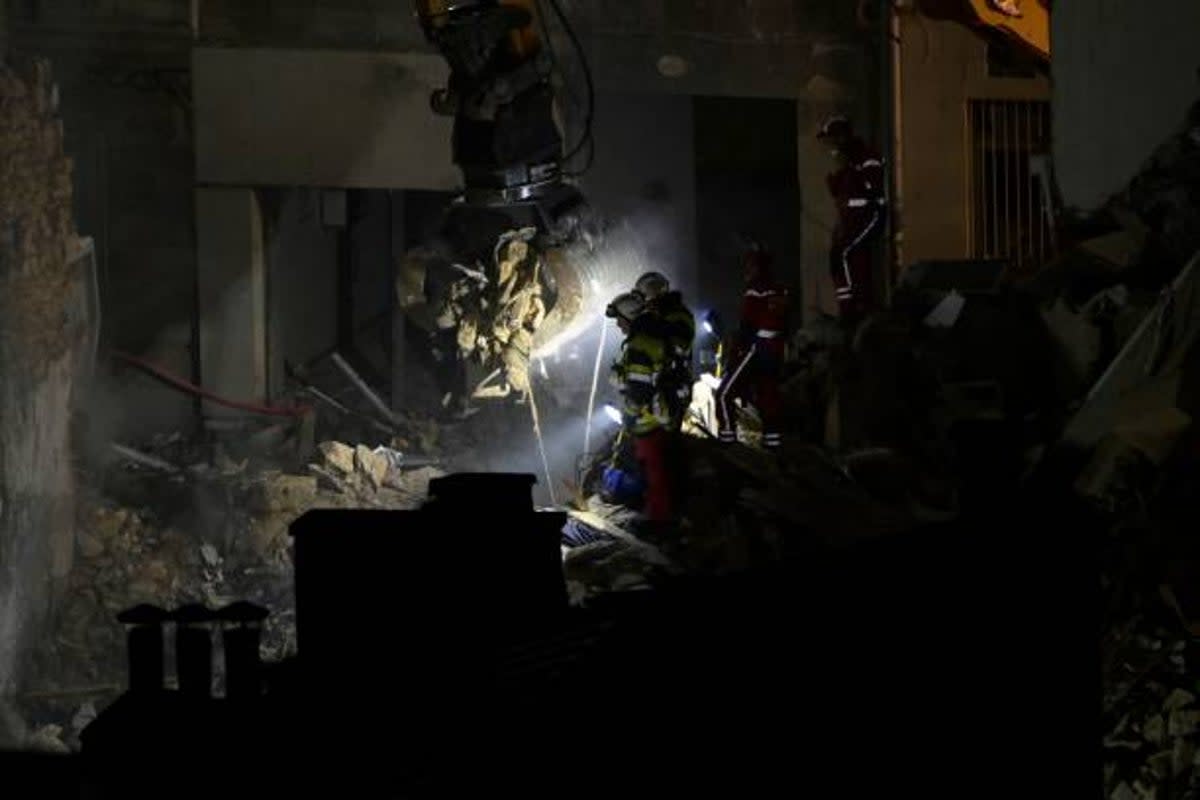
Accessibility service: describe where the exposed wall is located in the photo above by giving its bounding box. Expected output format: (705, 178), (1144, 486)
(195, 187), (267, 413)
(694, 96), (800, 329)
(0, 55), (87, 692)
(3, 17), (197, 440)
(898, 13), (1048, 267)
(1053, 0), (1200, 214)
(580, 92), (698, 296)
(264, 188), (339, 400)
(192, 48), (458, 190)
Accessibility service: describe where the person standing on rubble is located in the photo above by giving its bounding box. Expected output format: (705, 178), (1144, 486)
(818, 114), (887, 334)
(606, 291), (674, 525)
(633, 271), (696, 432)
(716, 244), (789, 451)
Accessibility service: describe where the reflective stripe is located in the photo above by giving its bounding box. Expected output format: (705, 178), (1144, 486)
(756, 330), (781, 339)
(840, 210), (882, 292)
(858, 159), (883, 169)
(717, 346), (756, 435)
(744, 289), (782, 298)
(846, 198), (869, 208)
(627, 372), (656, 384)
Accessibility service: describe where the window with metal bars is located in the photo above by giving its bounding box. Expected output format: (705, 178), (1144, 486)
(967, 99), (1055, 273)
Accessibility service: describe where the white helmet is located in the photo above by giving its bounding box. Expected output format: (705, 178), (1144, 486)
(606, 291), (647, 323)
(634, 271), (670, 301)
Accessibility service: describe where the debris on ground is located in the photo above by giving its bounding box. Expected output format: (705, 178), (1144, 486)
(12, 429), (446, 751)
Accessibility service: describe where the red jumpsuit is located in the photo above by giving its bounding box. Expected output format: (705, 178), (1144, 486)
(716, 276), (789, 449)
(828, 140), (887, 320)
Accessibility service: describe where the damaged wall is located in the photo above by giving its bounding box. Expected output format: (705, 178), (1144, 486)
(0, 56), (87, 693)
(1053, 0), (1200, 214)
(581, 92), (698, 295)
(3, 20), (198, 441)
(898, 12), (1049, 266)
(192, 48), (459, 190)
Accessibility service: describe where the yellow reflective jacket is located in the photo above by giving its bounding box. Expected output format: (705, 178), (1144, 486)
(611, 314), (669, 436)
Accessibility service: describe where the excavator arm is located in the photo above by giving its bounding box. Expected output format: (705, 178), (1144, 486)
(414, 0), (588, 240)
(404, 1), (599, 411)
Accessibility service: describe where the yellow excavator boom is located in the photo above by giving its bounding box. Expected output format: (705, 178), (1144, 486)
(917, 0), (1050, 61)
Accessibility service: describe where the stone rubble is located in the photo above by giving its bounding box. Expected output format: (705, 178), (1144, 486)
(8, 435), (445, 752)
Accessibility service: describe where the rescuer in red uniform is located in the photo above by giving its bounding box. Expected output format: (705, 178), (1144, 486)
(716, 245), (790, 450)
(818, 115), (887, 332)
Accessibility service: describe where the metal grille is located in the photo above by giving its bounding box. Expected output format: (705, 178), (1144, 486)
(968, 99), (1054, 273)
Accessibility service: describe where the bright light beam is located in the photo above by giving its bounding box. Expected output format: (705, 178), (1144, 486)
(583, 315), (609, 457)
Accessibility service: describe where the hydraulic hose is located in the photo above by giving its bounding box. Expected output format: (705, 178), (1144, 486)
(111, 351), (312, 418)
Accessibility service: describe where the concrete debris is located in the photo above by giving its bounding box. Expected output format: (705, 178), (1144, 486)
(318, 441), (356, 475)
(1172, 707), (1200, 736)
(247, 473), (319, 513)
(200, 543), (220, 568)
(355, 444), (389, 490)
(1111, 783), (1137, 800)
(25, 724), (69, 754)
(12, 426), (451, 753)
(111, 443), (180, 475)
(1164, 689), (1196, 712)
(77, 531), (104, 559)
(1145, 715), (1166, 746)
(1148, 750), (1174, 780)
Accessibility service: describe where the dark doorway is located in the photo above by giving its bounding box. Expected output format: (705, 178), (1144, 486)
(693, 96), (801, 330)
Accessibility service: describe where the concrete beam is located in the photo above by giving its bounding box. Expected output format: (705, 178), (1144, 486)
(196, 187), (268, 411)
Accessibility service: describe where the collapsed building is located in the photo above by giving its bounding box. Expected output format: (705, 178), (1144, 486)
(0, 1), (1198, 796)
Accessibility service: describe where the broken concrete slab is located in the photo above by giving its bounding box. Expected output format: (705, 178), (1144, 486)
(354, 444), (388, 490)
(1163, 688), (1196, 712)
(248, 513), (293, 559)
(24, 724), (69, 754)
(1063, 252), (1200, 451)
(317, 441), (355, 475)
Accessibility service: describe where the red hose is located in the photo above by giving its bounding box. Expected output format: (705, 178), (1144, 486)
(111, 351), (312, 418)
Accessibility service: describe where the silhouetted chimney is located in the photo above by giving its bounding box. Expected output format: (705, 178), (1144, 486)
(218, 601), (269, 701)
(116, 604), (168, 693)
(172, 604), (216, 698)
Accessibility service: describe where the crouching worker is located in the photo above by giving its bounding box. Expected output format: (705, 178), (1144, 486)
(606, 291), (674, 524)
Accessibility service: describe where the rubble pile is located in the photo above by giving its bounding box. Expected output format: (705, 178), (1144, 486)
(563, 435), (917, 602)
(1104, 618), (1200, 800)
(1119, 95), (1200, 272)
(9, 435), (444, 753)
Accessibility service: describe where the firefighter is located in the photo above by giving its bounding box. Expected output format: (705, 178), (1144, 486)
(633, 271), (696, 432)
(817, 114), (887, 333)
(715, 245), (789, 451)
(606, 291), (674, 523)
